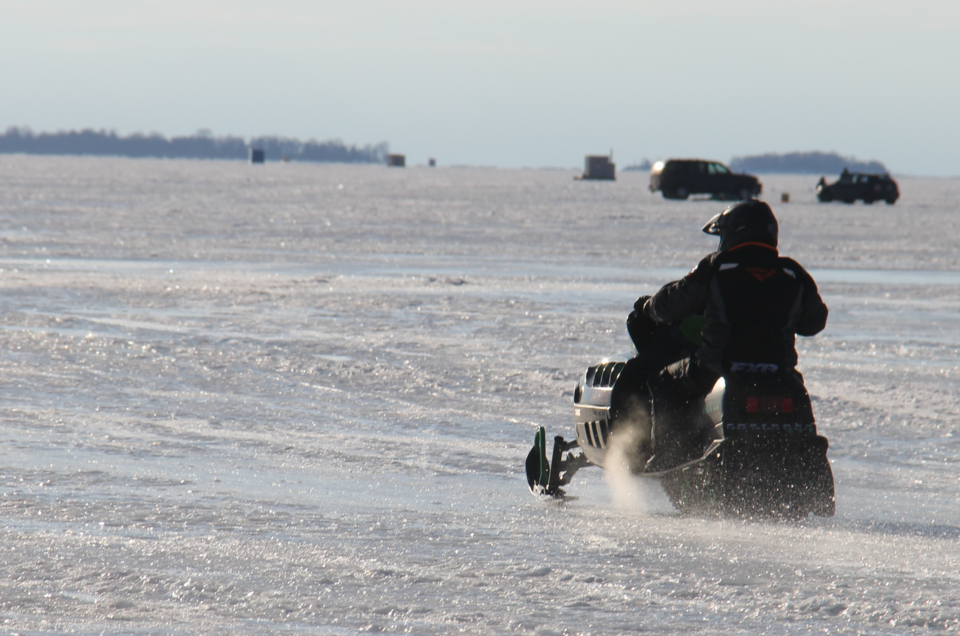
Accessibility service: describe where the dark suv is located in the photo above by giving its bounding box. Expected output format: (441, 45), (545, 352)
(649, 159), (762, 200)
(816, 169), (899, 204)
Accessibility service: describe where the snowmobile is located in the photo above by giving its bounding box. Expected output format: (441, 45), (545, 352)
(525, 355), (835, 518)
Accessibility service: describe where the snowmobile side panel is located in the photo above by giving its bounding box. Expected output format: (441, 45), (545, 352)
(574, 404), (613, 467)
(658, 446), (723, 514)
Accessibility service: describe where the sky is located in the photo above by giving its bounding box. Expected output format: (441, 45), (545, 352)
(1, 0), (958, 175)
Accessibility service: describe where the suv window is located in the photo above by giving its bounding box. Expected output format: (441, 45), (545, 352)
(708, 163), (730, 175)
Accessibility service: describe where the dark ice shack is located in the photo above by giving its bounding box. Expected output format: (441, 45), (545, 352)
(580, 155), (615, 180)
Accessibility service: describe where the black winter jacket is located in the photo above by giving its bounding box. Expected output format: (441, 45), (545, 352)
(643, 243), (828, 372)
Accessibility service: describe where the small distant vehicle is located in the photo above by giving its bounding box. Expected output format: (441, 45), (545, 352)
(650, 159), (762, 201)
(817, 169), (899, 204)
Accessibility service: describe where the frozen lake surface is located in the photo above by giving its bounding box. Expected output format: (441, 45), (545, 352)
(1, 156), (959, 634)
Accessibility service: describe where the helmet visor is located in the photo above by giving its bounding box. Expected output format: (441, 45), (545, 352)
(702, 213), (723, 235)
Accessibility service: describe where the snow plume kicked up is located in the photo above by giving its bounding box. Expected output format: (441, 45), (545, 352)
(603, 397), (662, 514)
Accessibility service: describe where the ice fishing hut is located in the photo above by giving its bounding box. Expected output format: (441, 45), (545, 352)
(428, 158), (436, 167)
(580, 155), (615, 180)
(249, 148), (265, 164)
(387, 154), (406, 167)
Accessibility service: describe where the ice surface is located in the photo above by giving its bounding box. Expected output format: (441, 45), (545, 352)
(1, 156), (958, 634)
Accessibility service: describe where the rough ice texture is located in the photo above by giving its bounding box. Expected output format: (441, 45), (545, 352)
(0, 156), (958, 634)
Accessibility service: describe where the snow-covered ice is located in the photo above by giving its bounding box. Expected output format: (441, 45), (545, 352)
(1, 155), (958, 634)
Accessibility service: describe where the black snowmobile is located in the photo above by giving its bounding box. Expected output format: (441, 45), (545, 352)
(525, 355), (835, 518)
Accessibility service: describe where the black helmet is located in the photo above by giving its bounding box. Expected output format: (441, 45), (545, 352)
(702, 199), (779, 251)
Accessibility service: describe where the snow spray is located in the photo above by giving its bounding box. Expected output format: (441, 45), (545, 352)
(602, 397), (659, 514)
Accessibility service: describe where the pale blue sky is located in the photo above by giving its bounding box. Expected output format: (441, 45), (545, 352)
(2, 0), (957, 174)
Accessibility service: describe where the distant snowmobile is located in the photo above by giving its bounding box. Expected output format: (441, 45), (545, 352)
(525, 355), (835, 518)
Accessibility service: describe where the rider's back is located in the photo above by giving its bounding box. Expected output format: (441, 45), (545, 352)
(701, 243), (827, 371)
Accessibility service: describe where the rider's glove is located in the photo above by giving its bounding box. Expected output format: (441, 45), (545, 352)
(627, 296), (658, 350)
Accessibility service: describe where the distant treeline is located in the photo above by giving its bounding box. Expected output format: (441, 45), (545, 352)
(730, 151), (888, 175)
(0, 127), (389, 164)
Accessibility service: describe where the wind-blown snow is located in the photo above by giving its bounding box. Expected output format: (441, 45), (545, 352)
(1, 156), (958, 634)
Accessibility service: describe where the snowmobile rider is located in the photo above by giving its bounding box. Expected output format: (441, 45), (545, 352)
(613, 199), (829, 471)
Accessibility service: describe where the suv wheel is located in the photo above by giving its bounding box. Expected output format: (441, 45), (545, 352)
(675, 186), (689, 200)
(739, 187), (752, 201)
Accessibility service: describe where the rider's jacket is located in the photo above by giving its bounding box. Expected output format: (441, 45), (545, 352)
(643, 242), (828, 372)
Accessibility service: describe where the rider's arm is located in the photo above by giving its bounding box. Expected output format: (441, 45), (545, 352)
(642, 255), (713, 324)
(795, 267), (828, 336)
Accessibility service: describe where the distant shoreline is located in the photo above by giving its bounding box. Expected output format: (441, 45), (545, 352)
(616, 152), (890, 176)
(729, 151), (888, 175)
(0, 127), (388, 164)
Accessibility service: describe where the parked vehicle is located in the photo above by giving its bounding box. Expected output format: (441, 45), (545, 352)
(817, 169), (899, 204)
(649, 159), (762, 201)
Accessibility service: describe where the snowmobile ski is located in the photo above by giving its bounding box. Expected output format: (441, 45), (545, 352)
(525, 426), (590, 498)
